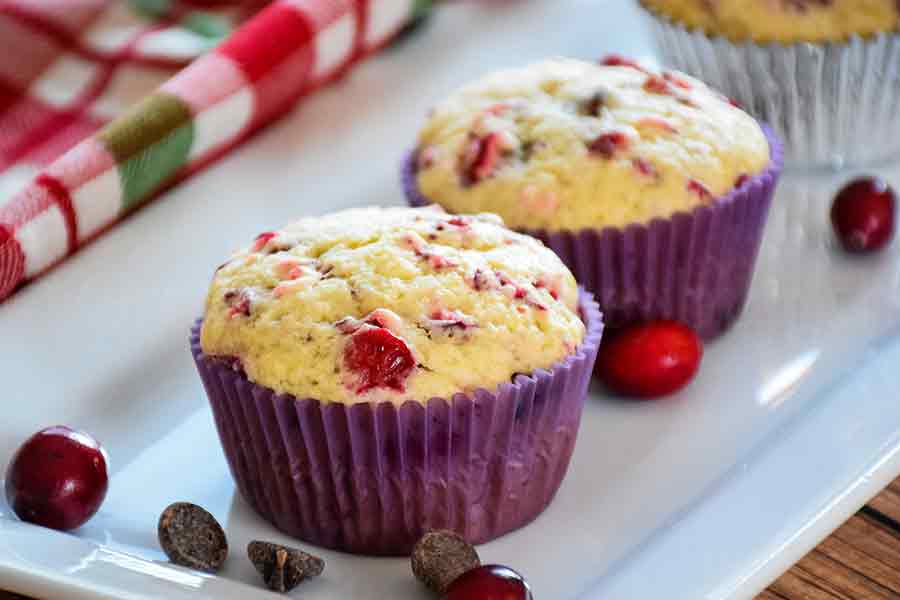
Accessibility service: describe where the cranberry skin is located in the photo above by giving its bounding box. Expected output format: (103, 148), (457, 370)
(588, 132), (629, 159)
(596, 320), (703, 399)
(599, 54), (645, 72)
(444, 565), (534, 600)
(831, 177), (895, 253)
(467, 133), (502, 184)
(343, 327), (416, 394)
(5, 426), (109, 531)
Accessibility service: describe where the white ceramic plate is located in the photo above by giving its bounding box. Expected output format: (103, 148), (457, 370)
(2, 1), (900, 598)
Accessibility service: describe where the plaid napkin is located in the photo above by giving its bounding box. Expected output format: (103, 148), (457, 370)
(0, 0), (430, 302)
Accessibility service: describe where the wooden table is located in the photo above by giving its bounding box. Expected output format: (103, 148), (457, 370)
(5, 478), (900, 599)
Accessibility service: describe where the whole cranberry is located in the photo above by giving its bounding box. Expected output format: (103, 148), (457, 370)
(831, 177), (895, 253)
(444, 565), (533, 600)
(596, 320), (703, 399)
(5, 426), (109, 531)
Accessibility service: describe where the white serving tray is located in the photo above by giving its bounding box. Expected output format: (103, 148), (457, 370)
(2, 1), (900, 598)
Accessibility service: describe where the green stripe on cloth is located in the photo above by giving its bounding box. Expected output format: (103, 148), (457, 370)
(182, 11), (232, 40)
(129, 0), (171, 19)
(412, 0), (434, 19)
(99, 93), (194, 211)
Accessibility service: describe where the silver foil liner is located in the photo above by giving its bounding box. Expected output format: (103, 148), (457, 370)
(190, 291), (603, 556)
(642, 3), (900, 168)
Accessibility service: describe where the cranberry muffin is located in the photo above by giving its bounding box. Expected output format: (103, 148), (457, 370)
(405, 58), (782, 338)
(191, 205), (603, 554)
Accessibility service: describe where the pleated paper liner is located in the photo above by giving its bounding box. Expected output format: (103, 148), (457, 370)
(640, 2), (900, 168)
(190, 290), (603, 556)
(403, 127), (783, 339)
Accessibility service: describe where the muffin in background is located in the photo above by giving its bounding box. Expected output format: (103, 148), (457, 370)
(641, 0), (899, 44)
(192, 205), (603, 555)
(639, 0), (900, 166)
(405, 58), (782, 338)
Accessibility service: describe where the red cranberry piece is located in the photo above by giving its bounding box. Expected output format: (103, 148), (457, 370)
(687, 179), (713, 201)
(599, 54), (646, 72)
(662, 71), (692, 90)
(465, 133), (502, 184)
(447, 217), (470, 228)
(589, 132), (628, 159)
(734, 174), (750, 188)
(229, 299), (250, 318)
(224, 289), (252, 318)
(643, 75), (673, 95)
(830, 177), (895, 253)
(533, 279), (560, 300)
(5, 426), (109, 531)
(632, 158), (657, 179)
(427, 253), (457, 270)
(596, 320), (703, 399)
(252, 231), (277, 252)
(443, 565), (533, 600)
(343, 328), (416, 394)
(428, 309), (477, 331)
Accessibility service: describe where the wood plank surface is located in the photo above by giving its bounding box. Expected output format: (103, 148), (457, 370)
(4, 481), (900, 599)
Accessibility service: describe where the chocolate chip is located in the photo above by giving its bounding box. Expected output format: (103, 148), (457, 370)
(158, 502), (228, 573)
(411, 530), (481, 593)
(579, 92), (606, 116)
(521, 140), (538, 163)
(248, 541), (324, 593)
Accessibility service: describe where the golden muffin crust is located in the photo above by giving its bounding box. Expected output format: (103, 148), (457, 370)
(642, 0), (899, 43)
(414, 58), (770, 232)
(201, 206), (585, 405)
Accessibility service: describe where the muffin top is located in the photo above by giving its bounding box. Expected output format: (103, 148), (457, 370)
(200, 206), (585, 405)
(642, 0), (899, 43)
(414, 58), (770, 232)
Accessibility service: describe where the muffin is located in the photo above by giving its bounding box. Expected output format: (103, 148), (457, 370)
(190, 205), (603, 555)
(405, 58), (782, 338)
(639, 0), (900, 166)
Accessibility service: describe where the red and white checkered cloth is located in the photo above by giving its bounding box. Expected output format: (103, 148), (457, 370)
(0, 0), (430, 302)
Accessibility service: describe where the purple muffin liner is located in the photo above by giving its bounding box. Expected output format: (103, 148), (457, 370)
(190, 290), (603, 556)
(403, 126), (783, 339)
